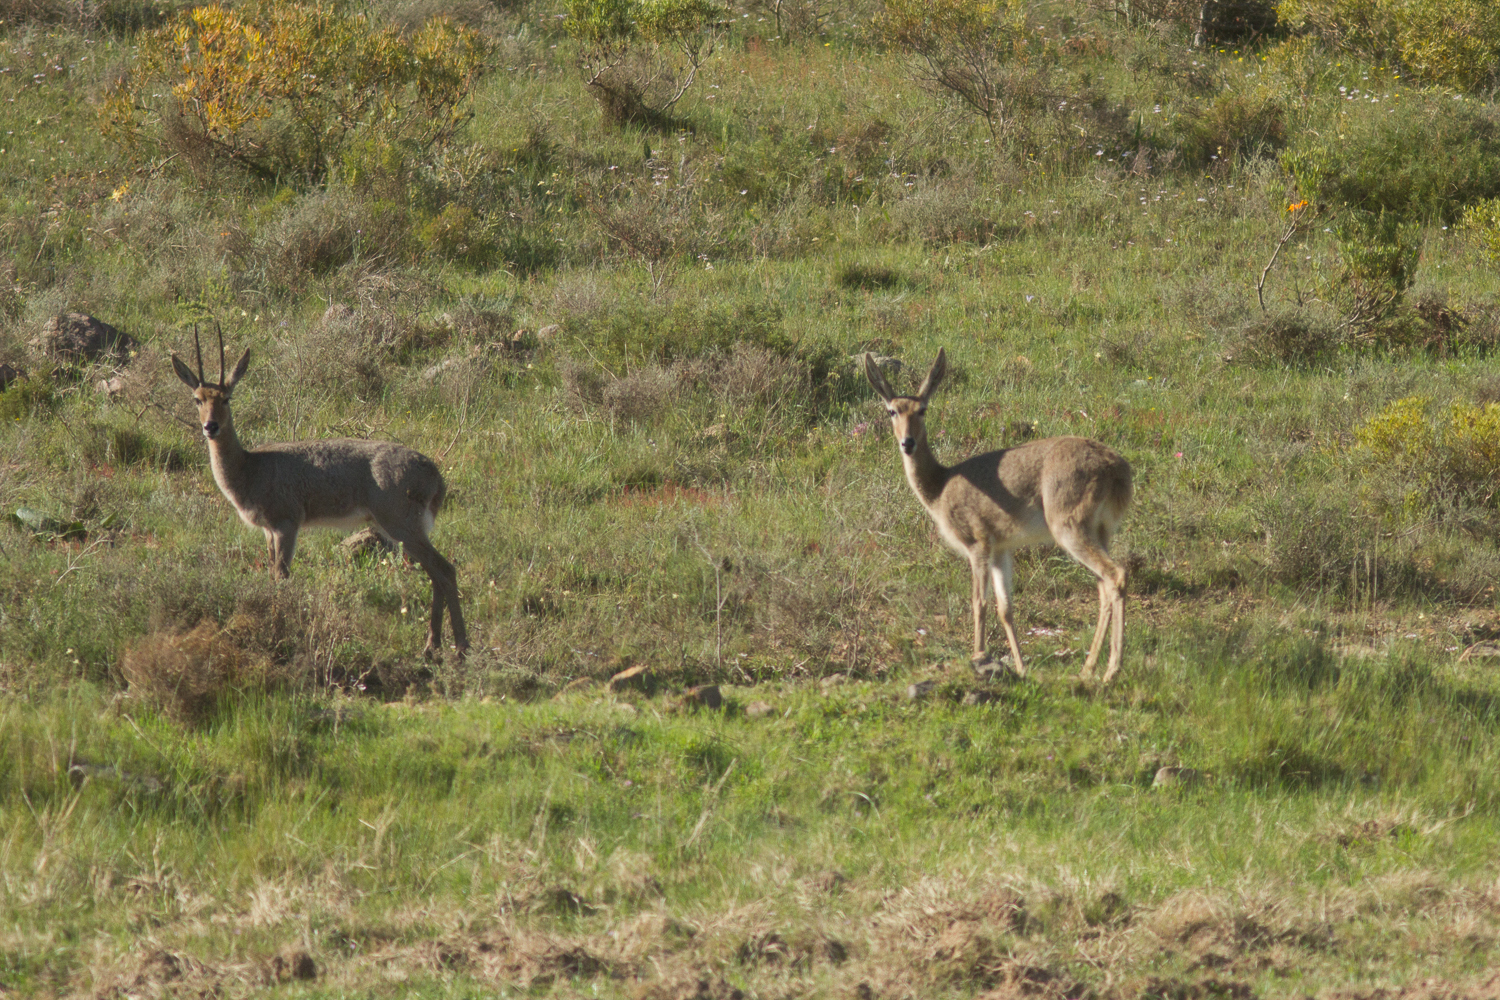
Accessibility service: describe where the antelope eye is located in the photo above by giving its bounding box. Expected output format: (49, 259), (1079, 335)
(885, 408), (896, 417)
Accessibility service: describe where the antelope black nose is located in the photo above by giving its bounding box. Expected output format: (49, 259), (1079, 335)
(203, 421), (219, 438)
(901, 437), (916, 454)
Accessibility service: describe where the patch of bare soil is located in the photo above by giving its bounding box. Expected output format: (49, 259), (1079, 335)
(370, 930), (623, 989)
(1320, 975), (1500, 1000)
(86, 946), (314, 998)
(633, 971), (747, 1000)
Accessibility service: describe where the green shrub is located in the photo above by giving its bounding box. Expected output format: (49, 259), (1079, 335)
(565, 0), (727, 128)
(416, 204), (499, 269)
(1282, 95), (1500, 224)
(1334, 209), (1421, 322)
(1460, 197), (1500, 266)
(0, 373), (56, 423)
(876, 0), (1039, 147)
(1277, 0), (1500, 92)
(1171, 89), (1287, 167)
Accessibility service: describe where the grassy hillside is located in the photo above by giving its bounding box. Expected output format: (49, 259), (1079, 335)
(4, 0), (1500, 994)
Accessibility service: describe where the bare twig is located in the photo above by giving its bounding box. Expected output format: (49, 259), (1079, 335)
(1258, 201), (1308, 314)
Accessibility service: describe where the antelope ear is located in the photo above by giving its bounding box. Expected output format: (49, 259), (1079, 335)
(916, 348), (947, 403)
(864, 353), (897, 402)
(170, 352), (201, 390)
(225, 348), (251, 392)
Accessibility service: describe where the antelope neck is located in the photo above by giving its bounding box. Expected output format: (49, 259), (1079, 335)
(205, 419), (253, 499)
(900, 429), (948, 506)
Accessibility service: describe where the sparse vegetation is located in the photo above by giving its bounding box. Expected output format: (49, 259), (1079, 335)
(4, 0), (1500, 994)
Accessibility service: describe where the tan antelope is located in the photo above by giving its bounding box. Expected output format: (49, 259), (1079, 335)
(172, 327), (468, 659)
(865, 349), (1132, 683)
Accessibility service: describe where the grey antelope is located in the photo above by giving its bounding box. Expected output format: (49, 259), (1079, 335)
(171, 327), (469, 659)
(865, 349), (1133, 683)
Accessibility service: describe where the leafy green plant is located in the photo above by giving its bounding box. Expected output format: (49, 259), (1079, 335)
(1354, 395), (1500, 513)
(1281, 94), (1500, 225)
(1460, 197), (1500, 266)
(1335, 209), (1421, 324)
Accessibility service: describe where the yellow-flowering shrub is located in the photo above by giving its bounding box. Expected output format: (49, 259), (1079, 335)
(1354, 395), (1500, 510)
(104, 0), (491, 181)
(1460, 198), (1500, 267)
(1354, 395), (1432, 465)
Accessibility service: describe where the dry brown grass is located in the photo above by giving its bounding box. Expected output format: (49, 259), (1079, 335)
(119, 621), (272, 726)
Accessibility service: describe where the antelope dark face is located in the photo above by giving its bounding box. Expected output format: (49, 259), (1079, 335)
(170, 323), (251, 442)
(191, 386), (232, 440)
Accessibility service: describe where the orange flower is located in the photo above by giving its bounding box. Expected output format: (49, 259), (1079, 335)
(1288, 200), (1309, 212)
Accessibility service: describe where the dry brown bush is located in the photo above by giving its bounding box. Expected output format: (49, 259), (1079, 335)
(241, 190), (414, 295)
(120, 621), (274, 726)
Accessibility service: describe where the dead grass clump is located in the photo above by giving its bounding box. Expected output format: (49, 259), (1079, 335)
(1147, 891), (1331, 971)
(284, 303), (412, 398)
(887, 175), (1006, 247)
(707, 343), (815, 419)
(1232, 312), (1340, 367)
(602, 366), (678, 424)
(120, 622), (274, 726)
(633, 971), (746, 1000)
(247, 190), (413, 295)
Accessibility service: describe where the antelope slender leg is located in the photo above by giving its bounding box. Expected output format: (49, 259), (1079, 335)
(1081, 581), (1111, 679)
(267, 524), (298, 579)
(386, 528), (466, 659)
(1098, 585), (1126, 685)
(969, 551), (989, 663)
(989, 551), (1026, 677)
(1053, 524), (1127, 684)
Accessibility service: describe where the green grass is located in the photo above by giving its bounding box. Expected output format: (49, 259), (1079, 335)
(4, 0), (1500, 994)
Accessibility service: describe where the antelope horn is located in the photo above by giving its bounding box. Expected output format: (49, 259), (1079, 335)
(216, 322), (226, 389)
(193, 323), (206, 385)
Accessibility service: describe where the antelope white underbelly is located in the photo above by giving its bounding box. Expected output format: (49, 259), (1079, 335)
(305, 508), (375, 531)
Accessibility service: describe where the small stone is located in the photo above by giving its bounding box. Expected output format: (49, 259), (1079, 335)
(745, 700), (775, 719)
(699, 422), (738, 443)
(961, 689), (998, 706)
(607, 664), (656, 695)
(96, 376), (124, 397)
(31, 313), (136, 363)
(535, 323), (562, 343)
(1152, 766), (1205, 789)
(971, 658), (1015, 683)
(819, 673), (849, 690)
(341, 528), (396, 560)
(682, 684), (722, 709)
(906, 680), (937, 701)
(857, 354), (902, 377)
(420, 356), (465, 383)
(321, 303), (355, 326)
(808, 870), (848, 893)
